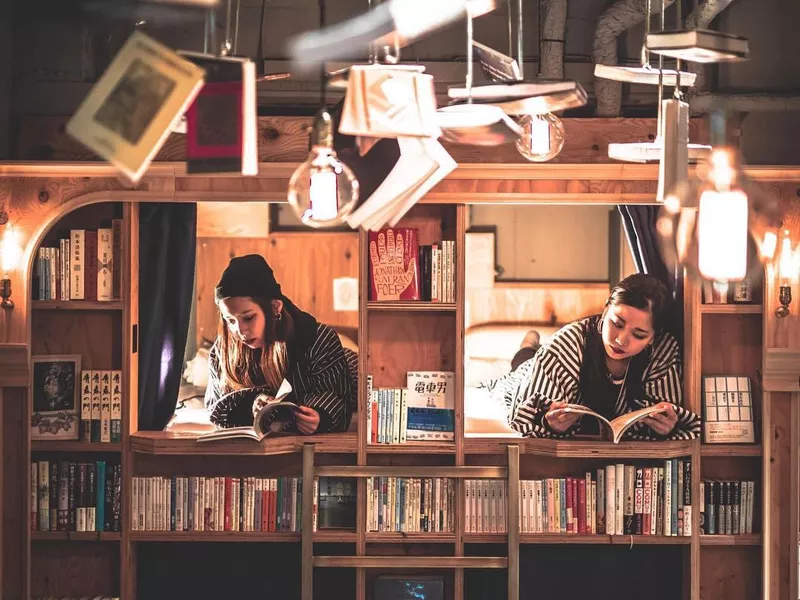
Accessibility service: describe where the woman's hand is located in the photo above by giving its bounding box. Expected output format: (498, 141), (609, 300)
(642, 402), (679, 435)
(295, 406), (321, 434)
(544, 401), (583, 433)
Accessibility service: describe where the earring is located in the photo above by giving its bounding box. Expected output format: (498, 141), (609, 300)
(275, 312), (283, 322)
(646, 343), (653, 358)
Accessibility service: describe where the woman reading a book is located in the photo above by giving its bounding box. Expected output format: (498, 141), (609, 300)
(480, 273), (700, 440)
(204, 254), (356, 433)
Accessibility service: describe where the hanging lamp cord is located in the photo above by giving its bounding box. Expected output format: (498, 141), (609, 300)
(318, 0), (327, 109)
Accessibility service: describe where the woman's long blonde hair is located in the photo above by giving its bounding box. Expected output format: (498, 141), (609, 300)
(217, 296), (289, 395)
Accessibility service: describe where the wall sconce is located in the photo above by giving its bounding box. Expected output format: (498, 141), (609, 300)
(1, 223), (21, 310)
(775, 229), (797, 318)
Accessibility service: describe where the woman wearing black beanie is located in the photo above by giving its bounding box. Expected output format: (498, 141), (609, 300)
(204, 254), (356, 433)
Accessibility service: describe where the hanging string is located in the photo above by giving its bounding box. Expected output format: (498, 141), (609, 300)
(537, 0), (543, 78)
(256, 0), (267, 67)
(640, 0), (652, 68)
(507, 0), (513, 58)
(319, 0), (327, 109)
(674, 0), (682, 97)
(367, 0), (376, 64)
(466, 9), (474, 103)
(233, 0), (241, 55)
(221, 0), (232, 55)
(516, 0), (524, 79)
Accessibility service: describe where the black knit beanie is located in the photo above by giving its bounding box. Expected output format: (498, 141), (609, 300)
(214, 254), (282, 302)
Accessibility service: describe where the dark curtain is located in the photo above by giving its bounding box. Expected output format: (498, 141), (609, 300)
(617, 205), (683, 344)
(138, 203), (197, 430)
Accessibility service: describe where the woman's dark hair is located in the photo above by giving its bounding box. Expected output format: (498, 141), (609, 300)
(605, 273), (671, 333)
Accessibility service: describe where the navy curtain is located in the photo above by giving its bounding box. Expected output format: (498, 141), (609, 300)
(138, 203), (197, 430)
(617, 205), (683, 344)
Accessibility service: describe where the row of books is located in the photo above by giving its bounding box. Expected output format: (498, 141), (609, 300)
(30, 461), (122, 533)
(464, 460), (694, 536)
(130, 476), (356, 533)
(367, 227), (456, 303)
(365, 372), (456, 444)
(33, 225), (123, 302)
(700, 480), (756, 535)
(367, 477), (455, 533)
(80, 370), (123, 444)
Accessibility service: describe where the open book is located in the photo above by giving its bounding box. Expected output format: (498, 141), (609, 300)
(197, 379), (299, 443)
(562, 404), (672, 444)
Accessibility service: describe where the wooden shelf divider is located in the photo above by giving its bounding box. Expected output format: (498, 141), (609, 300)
(464, 437), (694, 458)
(699, 534), (762, 546)
(129, 431), (357, 455)
(129, 531), (357, 543)
(32, 300), (124, 311)
(699, 304), (762, 314)
(31, 531), (121, 542)
(700, 444), (763, 457)
(31, 441), (122, 453)
(366, 301), (458, 312)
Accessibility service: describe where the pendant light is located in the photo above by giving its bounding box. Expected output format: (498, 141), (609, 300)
(594, 0), (695, 87)
(656, 110), (783, 284)
(608, 0), (710, 164)
(287, 0), (359, 228)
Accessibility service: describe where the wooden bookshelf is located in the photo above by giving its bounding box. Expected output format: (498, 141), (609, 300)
(5, 163), (797, 600)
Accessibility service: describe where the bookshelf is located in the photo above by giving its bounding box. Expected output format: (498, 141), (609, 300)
(684, 272), (766, 600)
(3, 160), (796, 600)
(24, 202), (135, 600)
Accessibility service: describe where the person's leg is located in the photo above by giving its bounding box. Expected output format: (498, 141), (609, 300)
(510, 330), (541, 371)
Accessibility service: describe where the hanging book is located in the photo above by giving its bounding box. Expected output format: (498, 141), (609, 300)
(66, 30), (205, 183)
(646, 29), (749, 63)
(179, 51), (258, 176)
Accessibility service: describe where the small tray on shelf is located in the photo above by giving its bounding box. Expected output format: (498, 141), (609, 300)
(129, 430), (357, 455)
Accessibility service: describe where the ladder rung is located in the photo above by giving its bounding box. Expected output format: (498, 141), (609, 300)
(313, 556), (508, 569)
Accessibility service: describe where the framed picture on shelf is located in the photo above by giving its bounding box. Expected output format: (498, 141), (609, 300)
(30, 354), (81, 440)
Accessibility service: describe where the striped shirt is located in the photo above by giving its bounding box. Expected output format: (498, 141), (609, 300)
(480, 316), (701, 440)
(205, 322), (357, 433)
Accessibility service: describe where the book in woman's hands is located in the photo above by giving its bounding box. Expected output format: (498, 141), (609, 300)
(562, 404), (672, 444)
(197, 379), (299, 443)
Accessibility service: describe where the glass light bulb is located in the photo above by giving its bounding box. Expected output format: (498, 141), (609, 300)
(515, 113), (565, 162)
(287, 147), (359, 229)
(1, 224), (21, 277)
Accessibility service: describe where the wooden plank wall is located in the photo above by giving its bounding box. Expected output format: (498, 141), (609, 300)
(14, 116), (708, 165)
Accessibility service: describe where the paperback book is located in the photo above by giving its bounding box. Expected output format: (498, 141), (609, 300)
(198, 379), (298, 443)
(561, 404), (673, 444)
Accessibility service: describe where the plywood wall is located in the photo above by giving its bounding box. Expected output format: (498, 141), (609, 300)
(195, 226), (359, 349)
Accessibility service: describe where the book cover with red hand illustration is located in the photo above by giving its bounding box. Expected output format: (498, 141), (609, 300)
(368, 227), (421, 301)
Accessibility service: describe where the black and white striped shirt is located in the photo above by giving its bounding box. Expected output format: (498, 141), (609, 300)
(205, 319), (357, 433)
(479, 316), (701, 440)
